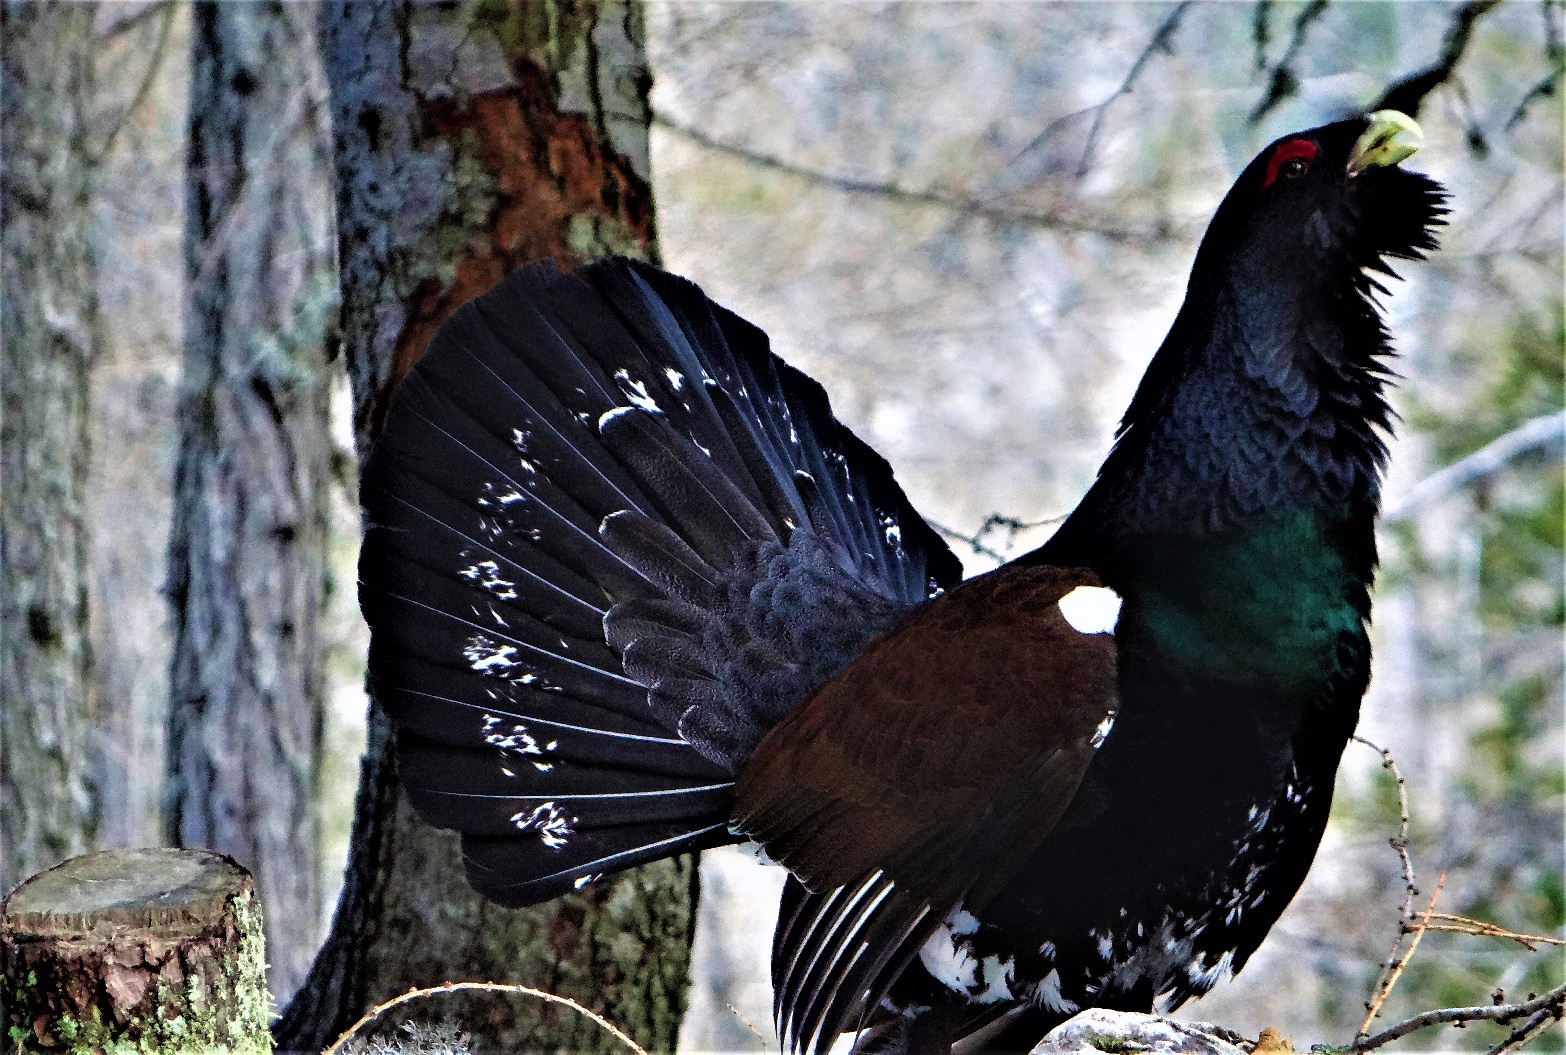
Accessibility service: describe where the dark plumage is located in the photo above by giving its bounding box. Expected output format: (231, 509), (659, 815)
(357, 111), (1446, 1054)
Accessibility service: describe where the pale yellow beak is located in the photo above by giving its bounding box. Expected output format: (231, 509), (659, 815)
(1347, 110), (1424, 177)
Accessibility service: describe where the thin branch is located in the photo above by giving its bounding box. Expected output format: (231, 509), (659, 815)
(1011, 2), (1193, 176)
(96, 1), (170, 40)
(653, 114), (1139, 242)
(1252, 0), (1274, 71)
(1249, 0), (1330, 126)
(1486, 1007), (1563, 1055)
(89, 0), (177, 165)
(1507, 71), (1562, 129)
(929, 512), (1067, 563)
(1359, 874), (1445, 1039)
(928, 519), (1009, 563)
(1075, 2), (1193, 178)
(1370, 0), (1503, 118)
(1351, 981), (1566, 1052)
(1383, 411), (1565, 522)
(1506, 1), (1564, 130)
(321, 981), (650, 1055)
(1422, 915), (1566, 950)
(1353, 736), (1418, 920)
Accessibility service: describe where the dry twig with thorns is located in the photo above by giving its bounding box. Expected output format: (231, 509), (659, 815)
(1343, 738), (1566, 1053)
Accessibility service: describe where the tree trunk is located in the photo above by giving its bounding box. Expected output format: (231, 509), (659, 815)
(1, 848), (271, 1054)
(0, 0), (101, 898)
(275, 3), (697, 1052)
(164, 0), (336, 1008)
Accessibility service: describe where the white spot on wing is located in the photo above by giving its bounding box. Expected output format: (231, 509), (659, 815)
(1058, 585), (1122, 635)
(1035, 968), (1079, 1014)
(1090, 710), (1118, 750)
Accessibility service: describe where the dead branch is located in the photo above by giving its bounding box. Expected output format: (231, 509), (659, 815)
(90, 0), (177, 165)
(1248, 0), (1330, 126)
(1422, 914), (1566, 951)
(929, 512), (1066, 562)
(1507, 0), (1564, 130)
(322, 981), (650, 1055)
(1351, 982), (1566, 1053)
(1359, 874), (1445, 1039)
(929, 519), (1009, 563)
(1075, 2), (1194, 178)
(652, 114), (1141, 242)
(1353, 736), (1417, 923)
(1252, 0), (1274, 72)
(1371, 0), (1503, 118)
(1382, 411), (1565, 523)
(1011, 2), (1194, 176)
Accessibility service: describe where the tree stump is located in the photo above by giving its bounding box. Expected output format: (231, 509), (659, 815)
(0, 848), (272, 1054)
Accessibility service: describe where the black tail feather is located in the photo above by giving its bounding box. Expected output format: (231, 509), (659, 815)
(360, 255), (960, 907)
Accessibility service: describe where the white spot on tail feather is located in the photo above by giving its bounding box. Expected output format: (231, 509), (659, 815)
(918, 907), (1014, 1004)
(510, 802), (575, 848)
(613, 369), (663, 414)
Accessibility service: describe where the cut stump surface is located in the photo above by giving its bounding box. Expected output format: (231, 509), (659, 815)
(1, 847), (272, 1054)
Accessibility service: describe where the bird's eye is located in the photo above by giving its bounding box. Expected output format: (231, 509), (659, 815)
(1262, 139), (1320, 188)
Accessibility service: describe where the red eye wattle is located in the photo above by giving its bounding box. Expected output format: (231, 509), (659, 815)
(1263, 139), (1319, 188)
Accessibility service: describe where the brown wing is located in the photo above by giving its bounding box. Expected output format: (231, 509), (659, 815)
(733, 563), (1119, 1054)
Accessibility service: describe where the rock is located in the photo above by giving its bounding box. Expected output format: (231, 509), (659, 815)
(1032, 1009), (1253, 1055)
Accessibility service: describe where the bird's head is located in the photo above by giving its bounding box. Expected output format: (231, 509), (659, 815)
(1192, 110), (1448, 299)
(1064, 111), (1451, 545)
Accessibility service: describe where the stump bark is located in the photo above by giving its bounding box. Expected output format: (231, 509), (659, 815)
(0, 848), (271, 1055)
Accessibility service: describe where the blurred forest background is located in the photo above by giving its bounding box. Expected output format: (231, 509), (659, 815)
(0, 2), (1560, 1053)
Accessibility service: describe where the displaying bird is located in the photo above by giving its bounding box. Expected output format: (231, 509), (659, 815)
(357, 110), (1445, 1055)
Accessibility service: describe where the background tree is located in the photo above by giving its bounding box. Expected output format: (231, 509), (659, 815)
(0, 0), (101, 896)
(165, 0), (336, 1004)
(274, 3), (697, 1051)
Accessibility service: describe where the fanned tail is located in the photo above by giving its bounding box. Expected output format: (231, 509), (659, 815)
(359, 257), (960, 906)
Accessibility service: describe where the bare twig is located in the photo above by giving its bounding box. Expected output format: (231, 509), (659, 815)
(1507, 0), (1564, 129)
(1249, 0), (1330, 126)
(929, 512), (1066, 562)
(653, 114), (1138, 242)
(1423, 914), (1566, 951)
(928, 519), (1008, 563)
(321, 981), (650, 1055)
(96, 1), (170, 40)
(1359, 874), (1446, 1039)
(1252, 0), (1274, 71)
(1353, 736), (1417, 923)
(727, 1003), (769, 1046)
(1486, 1006), (1562, 1055)
(90, 0), (177, 165)
(1011, 1), (1193, 177)
(1351, 982), (1566, 1052)
(1371, 0), (1503, 118)
(1075, 1), (1193, 178)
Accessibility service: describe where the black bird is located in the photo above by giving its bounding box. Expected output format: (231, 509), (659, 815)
(358, 110), (1445, 1055)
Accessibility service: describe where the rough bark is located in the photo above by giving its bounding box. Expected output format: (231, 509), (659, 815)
(0, 848), (271, 1054)
(274, 4), (695, 1052)
(0, 0), (101, 897)
(164, 0), (335, 1006)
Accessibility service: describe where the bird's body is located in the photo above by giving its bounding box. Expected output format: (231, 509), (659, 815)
(358, 112), (1444, 1054)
